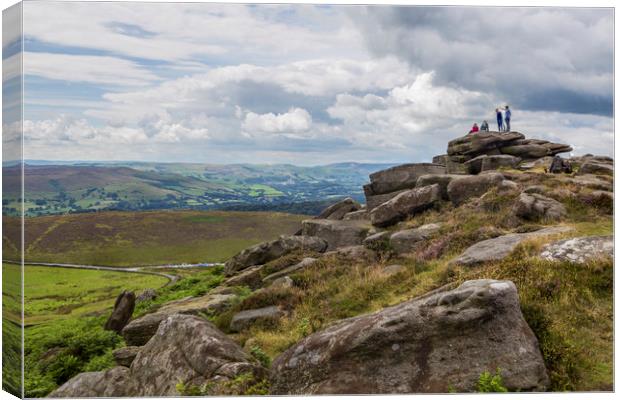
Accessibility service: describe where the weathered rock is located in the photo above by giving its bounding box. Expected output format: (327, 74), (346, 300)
(113, 346), (141, 367)
(342, 209), (369, 221)
(49, 367), (136, 397)
(569, 174), (613, 191)
(523, 185), (549, 195)
(481, 155), (521, 172)
(224, 235), (327, 275)
(519, 156), (554, 171)
(302, 219), (371, 251)
(263, 257), (317, 283)
(389, 223), (441, 254)
(432, 154), (448, 166)
(368, 163), (446, 195)
(370, 184), (441, 228)
(415, 174), (460, 200)
(136, 289), (157, 303)
(447, 131), (524, 157)
(230, 306), (283, 332)
(224, 265), (264, 289)
(513, 192), (566, 221)
(364, 187), (409, 211)
(104, 291), (136, 333)
(549, 156), (572, 174)
(130, 314), (265, 396)
(362, 231), (390, 249)
(578, 161), (613, 176)
(122, 312), (169, 347)
(446, 172), (505, 206)
(270, 279), (549, 394)
(317, 197), (362, 220)
(451, 226), (572, 266)
(540, 236), (613, 264)
(500, 144), (551, 159)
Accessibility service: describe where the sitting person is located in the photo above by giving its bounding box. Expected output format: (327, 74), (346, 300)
(480, 120), (489, 131)
(468, 123), (479, 134)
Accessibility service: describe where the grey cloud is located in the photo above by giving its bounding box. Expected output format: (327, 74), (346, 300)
(350, 6), (613, 116)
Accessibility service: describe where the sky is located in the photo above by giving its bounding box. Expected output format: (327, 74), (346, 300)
(2, 2), (614, 165)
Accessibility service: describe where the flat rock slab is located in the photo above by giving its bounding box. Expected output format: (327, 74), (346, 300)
(368, 163), (446, 195)
(302, 219), (371, 251)
(540, 235), (613, 264)
(447, 131), (524, 157)
(230, 306), (284, 332)
(451, 226), (572, 266)
(317, 197), (361, 220)
(389, 223), (442, 254)
(270, 279), (549, 394)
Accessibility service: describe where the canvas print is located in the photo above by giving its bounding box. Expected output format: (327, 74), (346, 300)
(1, 1), (614, 397)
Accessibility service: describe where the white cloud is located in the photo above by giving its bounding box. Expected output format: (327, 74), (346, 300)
(24, 52), (160, 86)
(243, 108), (312, 134)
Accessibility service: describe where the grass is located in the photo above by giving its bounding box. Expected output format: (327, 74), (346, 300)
(5, 210), (305, 266)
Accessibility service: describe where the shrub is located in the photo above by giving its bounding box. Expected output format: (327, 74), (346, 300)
(476, 369), (508, 392)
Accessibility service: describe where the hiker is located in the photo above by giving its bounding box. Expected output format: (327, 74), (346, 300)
(468, 123), (479, 134)
(480, 120), (489, 131)
(504, 105), (512, 132)
(495, 108), (504, 132)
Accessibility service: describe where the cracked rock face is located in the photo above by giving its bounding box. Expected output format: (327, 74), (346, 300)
(513, 192), (567, 221)
(540, 236), (613, 264)
(270, 279), (549, 394)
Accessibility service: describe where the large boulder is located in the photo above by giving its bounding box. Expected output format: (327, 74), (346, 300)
(263, 257), (317, 283)
(342, 209), (369, 221)
(500, 144), (551, 159)
(301, 219), (371, 251)
(224, 235), (327, 275)
(230, 306), (284, 332)
(113, 346), (141, 367)
(446, 172), (505, 206)
(368, 163), (446, 195)
(270, 279), (549, 394)
(122, 312), (169, 347)
(131, 314), (266, 395)
(49, 367), (136, 397)
(578, 161), (613, 176)
(513, 192), (567, 221)
(364, 186), (409, 211)
(540, 235), (613, 264)
(447, 131), (524, 157)
(480, 155), (521, 173)
(415, 174), (461, 200)
(317, 197), (362, 220)
(104, 291), (136, 333)
(451, 226), (572, 266)
(389, 223), (442, 254)
(224, 265), (264, 289)
(370, 184), (441, 228)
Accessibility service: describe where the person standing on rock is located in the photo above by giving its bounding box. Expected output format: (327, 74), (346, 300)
(504, 105), (512, 132)
(495, 108), (504, 132)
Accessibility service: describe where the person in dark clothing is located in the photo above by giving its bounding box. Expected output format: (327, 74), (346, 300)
(496, 108), (504, 132)
(480, 120), (489, 131)
(504, 105), (512, 132)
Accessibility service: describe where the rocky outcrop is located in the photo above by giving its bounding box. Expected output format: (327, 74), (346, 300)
(415, 174), (460, 200)
(301, 219), (371, 251)
(342, 209), (369, 221)
(364, 163), (445, 211)
(451, 226), (571, 266)
(370, 184), (441, 227)
(230, 306), (284, 332)
(270, 279), (549, 394)
(578, 161), (613, 176)
(389, 223), (441, 254)
(465, 154), (520, 174)
(49, 367), (136, 397)
(447, 131), (524, 157)
(112, 346), (141, 367)
(104, 291), (135, 333)
(513, 192), (567, 221)
(446, 172), (505, 206)
(224, 265), (264, 289)
(540, 236), (613, 264)
(224, 235), (327, 275)
(317, 197), (362, 220)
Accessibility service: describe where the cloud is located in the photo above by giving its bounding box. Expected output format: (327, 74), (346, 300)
(349, 7), (613, 115)
(242, 107), (312, 135)
(23, 52), (160, 86)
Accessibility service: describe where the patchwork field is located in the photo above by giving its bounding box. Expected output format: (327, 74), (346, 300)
(3, 210), (305, 266)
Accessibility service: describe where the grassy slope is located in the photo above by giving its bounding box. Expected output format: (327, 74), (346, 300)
(4, 210), (305, 266)
(208, 170), (613, 392)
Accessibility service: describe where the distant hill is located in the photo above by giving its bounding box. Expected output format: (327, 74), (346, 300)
(3, 161), (396, 216)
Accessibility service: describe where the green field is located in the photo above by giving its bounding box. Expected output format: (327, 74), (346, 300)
(3, 210), (305, 267)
